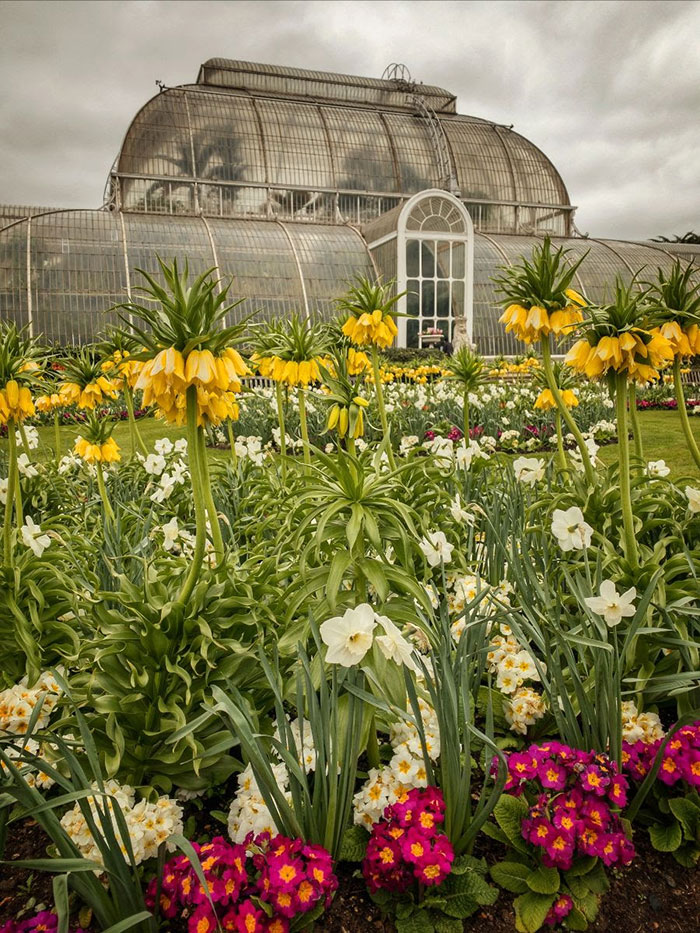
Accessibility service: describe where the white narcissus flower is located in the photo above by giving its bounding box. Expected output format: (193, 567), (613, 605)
(512, 457), (545, 487)
(686, 486), (700, 514)
(584, 579), (637, 627)
(161, 517), (180, 551)
(320, 603), (377, 667)
(374, 614), (419, 672)
(17, 454), (39, 478)
(550, 506), (593, 552)
(646, 460), (670, 478)
(20, 516), (51, 557)
(0, 477), (8, 505)
(154, 437), (174, 456)
(450, 494), (474, 525)
(419, 531), (454, 567)
(142, 453), (166, 476)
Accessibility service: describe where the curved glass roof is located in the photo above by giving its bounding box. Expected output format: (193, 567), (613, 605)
(110, 60), (572, 235)
(0, 210), (373, 343)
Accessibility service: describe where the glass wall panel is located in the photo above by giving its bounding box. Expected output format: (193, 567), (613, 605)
(382, 113), (441, 192)
(322, 108), (398, 193)
(0, 221), (29, 331)
(254, 99), (334, 191)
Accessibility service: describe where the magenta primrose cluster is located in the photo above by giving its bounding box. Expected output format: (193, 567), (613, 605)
(146, 833), (337, 933)
(501, 742), (635, 871)
(622, 721), (700, 787)
(362, 786), (454, 894)
(0, 912), (86, 933)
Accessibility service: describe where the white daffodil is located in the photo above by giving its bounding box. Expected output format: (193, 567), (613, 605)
(17, 454), (39, 478)
(450, 494), (475, 525)
(584, 579), (637, 627)
(320, 603), (377, 667)
(646, 460), (670, 478)
(512, 456), (545, 487)
(142, 453), (166, 476)
(0, 477), (8, 506)
(154, 437), (174, 456)
(161, 517), (180, 551)
(20, 516), (51, 557)
(551, 506), (593, 552)
(375, 614), (419, 672)
(16, 426), (39, 450)
(151, 473), (177, 503)
(685, 486), (700, 514)
(419, 530), (454, 567)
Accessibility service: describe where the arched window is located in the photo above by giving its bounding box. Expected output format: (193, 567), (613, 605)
(397, 191), (473, 348)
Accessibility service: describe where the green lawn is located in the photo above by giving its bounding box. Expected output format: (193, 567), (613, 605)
(6, 408), (700, 480)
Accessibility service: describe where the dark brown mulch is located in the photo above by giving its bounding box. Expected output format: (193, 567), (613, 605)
(0, 820), (697, 932)
(0, 819), (55, 923)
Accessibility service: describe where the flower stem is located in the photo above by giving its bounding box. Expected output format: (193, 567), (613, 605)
(627, 383), (644, 463)
(17, 422), (30, 456)
(275, 381), (288, 484)
(3, 418), (18, 565)
(226, 419), (237, 467)
(370, 346), (396, 470)
(197, 424), (224, 564)
(462, 388), (470, 441)
(615, 372), (639, 567)
(53, 413), (61, 466)
(541, 337), (595, 484)
(673, 357), (700, 470)
(298, 386), (311, 467)
(123, 384), (147, 457)
(96, 461), (116, 525)
(177, 388), (208, 606)
(555, 411), (568, 474)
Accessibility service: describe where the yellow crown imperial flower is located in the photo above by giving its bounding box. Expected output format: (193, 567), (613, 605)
(0, 380), (35, 424)
(534, 388), (579, 411)
(74, 435), (121, 463)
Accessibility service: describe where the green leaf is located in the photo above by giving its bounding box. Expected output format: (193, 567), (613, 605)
(514, 891), (556, 933)
(669, 797), (700, 841)
(339, 825), (369, 862)
(649, 820), (683, 852)
(493, 794), (529, 850)
(100, 912), (154, 933)
(575, 891), (599, 922)
(565, 856), (597, 878)
(490, 860), (531, 894)
(526, 866), (560, 895)
(565, 906), (589, 930)
(432, 916), (464, 933)
(395, 909), (434, 933)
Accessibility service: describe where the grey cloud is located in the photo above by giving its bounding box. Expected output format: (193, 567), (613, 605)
(0, 0), (698, 240)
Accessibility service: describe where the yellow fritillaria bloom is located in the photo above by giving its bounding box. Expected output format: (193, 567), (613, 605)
(0, 380), (35, 424)
(534, 388), (579, 411)
(74, 436), (121, 463)
(342, 311), (398, 349)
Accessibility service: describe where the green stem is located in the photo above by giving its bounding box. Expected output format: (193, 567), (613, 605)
(346, 434), (356, 457)
(53, 412), (61, 466)
(541, 337), (595, 484)
(96, 461), (116, 525)
(371, 346), (396, 470)
(123, 385), (147, 457)
(226, 419), (237, 467)
(17, 422), (30, 456)
(615, 373), (638, 567)
(628, 383), (644, 463)
(673, 356), (700, 470)
(275, 381), (288, 484)
(462, 388), (470, 441)
(555, 411), (568, 474)
(298, 387), (311, 468)
(366, 715), (380, 769)
(3, 418), (18, 565)
(176, 388), (208, 606)
(197, 425), (224, 564)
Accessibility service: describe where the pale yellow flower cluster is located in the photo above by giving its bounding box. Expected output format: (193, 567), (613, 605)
(227, 762), (290, 844)
(60, 780), (183, 866)
(503, 686), (547, 735)
(0, 671), (61, 735)
(621, 700), (665, 744)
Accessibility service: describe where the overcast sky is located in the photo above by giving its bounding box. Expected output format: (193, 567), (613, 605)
(1, 0), (698, 240)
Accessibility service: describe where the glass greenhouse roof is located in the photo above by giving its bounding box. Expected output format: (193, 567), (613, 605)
(109, 60), (572, 235)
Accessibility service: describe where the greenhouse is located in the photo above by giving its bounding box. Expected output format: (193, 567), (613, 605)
(0, 58), (698, 352)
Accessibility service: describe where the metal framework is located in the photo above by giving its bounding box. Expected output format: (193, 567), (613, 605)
(1, 58), (698, 349)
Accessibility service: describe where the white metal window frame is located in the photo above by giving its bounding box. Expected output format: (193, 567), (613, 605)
(368, 189), (474, 349)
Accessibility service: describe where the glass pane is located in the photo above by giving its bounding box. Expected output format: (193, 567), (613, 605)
(407, 279), (419, 316)
(406, 239), (420, 277)
(407, 318), (419, 348)
(436, 241), (450, 278)
(421, 240), (435, 277)
(421, 280), (434, 315)
(436, 280), (450, 317)
(452, 243), (465, 279)
(452, 280), (464, 315)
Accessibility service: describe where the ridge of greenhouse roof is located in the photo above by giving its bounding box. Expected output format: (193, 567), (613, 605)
(196, 57), (459, 113)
